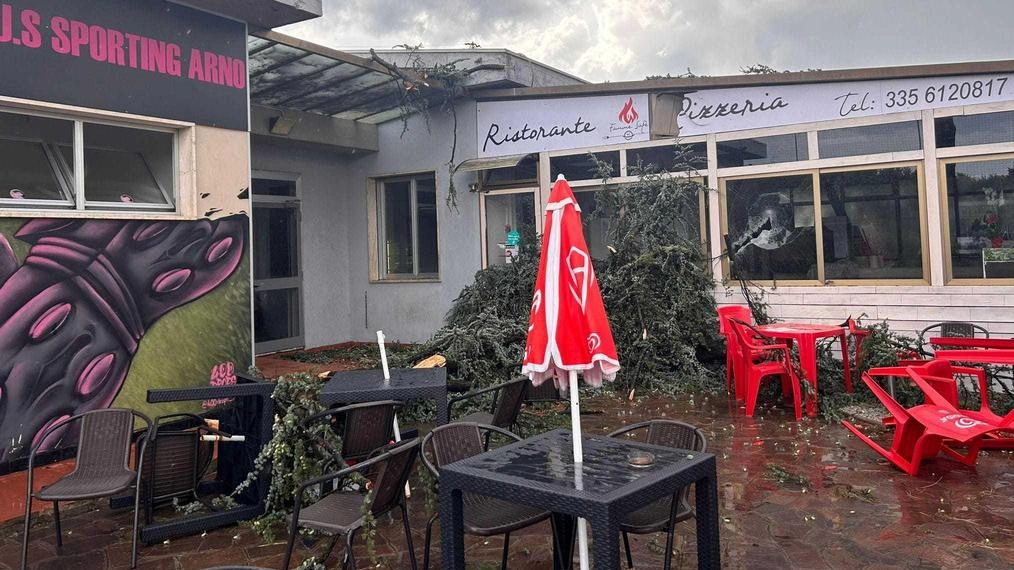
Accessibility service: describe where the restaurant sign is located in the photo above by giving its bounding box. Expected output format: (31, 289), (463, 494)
(0, 0), (248, 130)
(677, 72), (1014, 136)
(476, 94), (650, 158)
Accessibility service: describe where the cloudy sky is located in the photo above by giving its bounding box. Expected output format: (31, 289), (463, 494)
(282, 0), (1014, 83)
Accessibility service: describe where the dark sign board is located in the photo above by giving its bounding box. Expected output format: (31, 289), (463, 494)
(0, 0), (248, 130)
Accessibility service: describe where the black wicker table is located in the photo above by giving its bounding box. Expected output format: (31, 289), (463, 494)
(440, 428), (720, 570)
(319, 368), (449, 424)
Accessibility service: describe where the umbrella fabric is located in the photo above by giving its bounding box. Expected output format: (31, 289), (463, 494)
(522, 176), (620, 390)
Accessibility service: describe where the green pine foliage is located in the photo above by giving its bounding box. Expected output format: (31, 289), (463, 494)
(403, 146), (725, 395)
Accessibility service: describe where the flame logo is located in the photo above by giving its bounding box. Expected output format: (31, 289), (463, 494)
(587, 333), (601, 352)
(618, 97), (639, 124)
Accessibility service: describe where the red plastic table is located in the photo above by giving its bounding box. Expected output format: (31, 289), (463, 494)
(755, 323), (852, 415)
(930, 337), (1014, 350)
(934, 349), (1014, 365)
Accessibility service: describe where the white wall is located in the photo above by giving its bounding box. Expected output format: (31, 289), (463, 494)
(251, 137), (353, 347)
(342, 101), (482, 343)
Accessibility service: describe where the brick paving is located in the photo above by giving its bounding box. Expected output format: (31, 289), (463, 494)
(1, 392), (1012, 569)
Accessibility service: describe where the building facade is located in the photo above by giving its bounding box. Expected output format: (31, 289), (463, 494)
(472, 63), (1014, 337)
(0, 0), (321, 469)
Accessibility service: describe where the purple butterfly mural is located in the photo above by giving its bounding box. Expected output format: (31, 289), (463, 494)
(0, 215), (247, 463)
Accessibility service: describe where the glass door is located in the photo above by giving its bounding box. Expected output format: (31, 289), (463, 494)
(252, 174), (303, 353)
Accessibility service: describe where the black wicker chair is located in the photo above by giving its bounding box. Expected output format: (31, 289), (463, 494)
(448, 377), (528, 436)
(282, 438), (421, 570)
(524, 379), (563, 403)
(607, 420), (708, 570)
(302, 400), (400, 468)
(21, 408), (153, 570)
(420, 422), (555, 570)
(136, 412), (226, 523)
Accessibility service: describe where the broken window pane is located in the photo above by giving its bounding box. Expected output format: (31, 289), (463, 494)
(726, 174), (817, 281)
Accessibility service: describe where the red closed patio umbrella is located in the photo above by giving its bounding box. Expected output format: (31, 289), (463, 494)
(522, 174), (620, 569)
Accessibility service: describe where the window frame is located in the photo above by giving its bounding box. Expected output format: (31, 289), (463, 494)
(369, 172), (441, 282)
(719, 161), (929, 286)
(0, 97), (193, 219)
(939, 151), (1014, 285)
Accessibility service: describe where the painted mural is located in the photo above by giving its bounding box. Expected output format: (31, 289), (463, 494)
(0, 215), (249, 465)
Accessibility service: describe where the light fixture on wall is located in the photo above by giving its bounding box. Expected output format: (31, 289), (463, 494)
(269, 115), (297, 136)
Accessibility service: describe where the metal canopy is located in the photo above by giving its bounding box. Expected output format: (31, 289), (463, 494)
(454, 153), (534, 172)
(248, 31), (444, 125)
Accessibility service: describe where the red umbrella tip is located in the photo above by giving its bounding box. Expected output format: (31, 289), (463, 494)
(556, 174), (567, 181)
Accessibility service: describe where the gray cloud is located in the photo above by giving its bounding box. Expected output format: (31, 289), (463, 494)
(281, 0), (1014, 82)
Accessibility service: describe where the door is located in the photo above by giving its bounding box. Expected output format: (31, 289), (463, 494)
(252, 173), (303, 353)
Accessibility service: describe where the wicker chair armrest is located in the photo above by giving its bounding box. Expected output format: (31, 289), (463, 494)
(448, 382), (513, 416)
(448, 382), (507, 406)
(295, 442), (395, 497)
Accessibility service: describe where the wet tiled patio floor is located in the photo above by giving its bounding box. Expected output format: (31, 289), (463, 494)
(1, 392), (1011, 570)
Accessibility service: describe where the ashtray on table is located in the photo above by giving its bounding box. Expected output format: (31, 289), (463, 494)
(626, 450), (655, 468)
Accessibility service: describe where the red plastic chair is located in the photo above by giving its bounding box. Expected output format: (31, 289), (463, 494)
(841, 317), (871, 372)
(729, 318), (803, 421)
(717, 305), (753, 399)
(905, 360), (1013, 449)
(841, 366), (1009, 475)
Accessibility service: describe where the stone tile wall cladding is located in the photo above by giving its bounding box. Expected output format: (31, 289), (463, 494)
(718, 285), (1014, 337)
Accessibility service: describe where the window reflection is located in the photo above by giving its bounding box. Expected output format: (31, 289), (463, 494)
(820, 167), (922, 280)
(945, 158), (1014, 279)
(818, 121), (922, 158)
(717, 134), (808, 168)
(551, 152), (618, 181)
(936, 111), (1014, 148)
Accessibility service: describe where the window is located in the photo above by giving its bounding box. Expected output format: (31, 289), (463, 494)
(0, 111), (73, 208)
(818, 121), (922, 158)
(0, 108), (177, 212)
(723, 166), (925, 283)
(573, 190), (615, 260)
(550, 151), (619, 181)
(820, 167), (923, 280)
(942, 156), (1014, 280)
(375, 174), (439, 279)
(936, 111), (1014, 148)
(483, 191), (536, 266)
(483, 155), (538, 188)
(626, 143), (707, 173)
(717, 133), (808, 168)
(725, 174), (817, 281)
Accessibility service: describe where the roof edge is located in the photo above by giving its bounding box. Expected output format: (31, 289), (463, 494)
(252, 29), (397, 76)
(361, 48), (588, 85)
(474, 59), (1014, 100)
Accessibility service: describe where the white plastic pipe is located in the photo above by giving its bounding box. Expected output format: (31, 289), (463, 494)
(378, 330), (410, 496)
(377, 330), (391, 381)
(569, 370), (589, 570)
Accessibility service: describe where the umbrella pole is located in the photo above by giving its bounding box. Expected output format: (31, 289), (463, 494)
(569, 370), (590, 570)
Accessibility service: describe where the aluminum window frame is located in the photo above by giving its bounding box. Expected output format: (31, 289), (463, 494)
(0, 101), (188, 218)
(374, 172), (440, 281)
